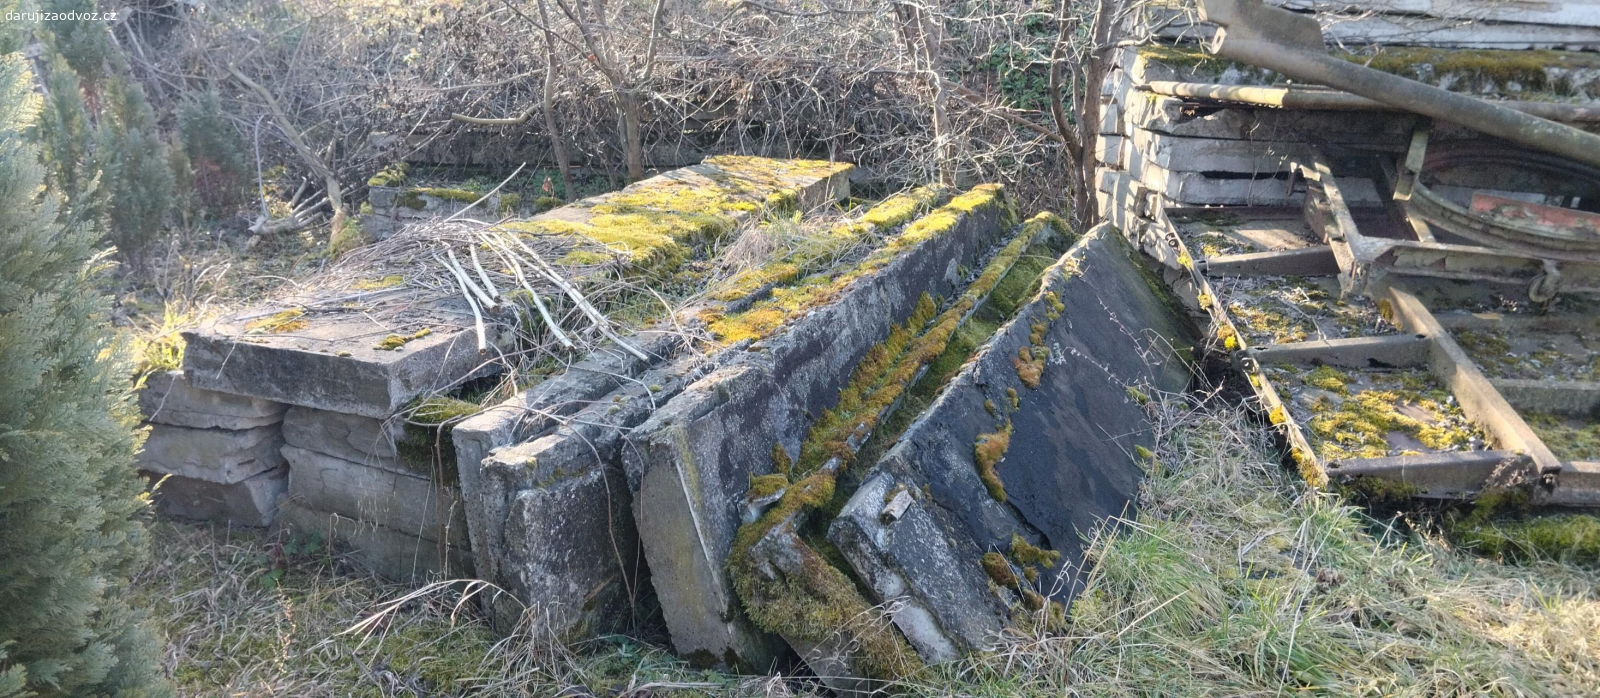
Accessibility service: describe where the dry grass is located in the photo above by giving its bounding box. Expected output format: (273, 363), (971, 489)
(134, 394), (1600, 696)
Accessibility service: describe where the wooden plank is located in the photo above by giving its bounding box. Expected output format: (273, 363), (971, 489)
(1199, 246), (1339, 277)
(1246, 333), (1432, 369)
(1384, 285), (1563, 475)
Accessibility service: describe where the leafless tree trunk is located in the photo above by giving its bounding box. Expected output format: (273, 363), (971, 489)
(547, 0), (667, 181)
(535, 0), (574, 199)
(894, 1), (957, 186)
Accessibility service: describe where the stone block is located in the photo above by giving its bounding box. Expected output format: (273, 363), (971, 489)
(138, 423), (285, 484)
(282, 445), (469, 546)
(281, 406), (404, 468)
(276, 501), (473, 582)
(622, 190), (1013, 670)
(148, 466), (287, 527)
(453, 331), (681, 572)
(139, 370), (286, 430)
(830, 225), (1198, 660)
(470, 355), (706, 635)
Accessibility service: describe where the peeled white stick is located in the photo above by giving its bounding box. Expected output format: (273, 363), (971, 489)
(505, 233), (649, 361)
(482, 234), (574, 348)
(441, 255), (488, 350)
(467, 244), (501, 299)
(445, 247), (497, 309)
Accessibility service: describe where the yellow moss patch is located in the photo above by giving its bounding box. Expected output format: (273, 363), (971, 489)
(1305, 366), (1349, 395)
(374, 327), (432, 351)
(982, 552), (1018, 587)
(1010, 533), (1060, 568)
(367, 162), (408, 187)
(1006, 387), (1020, 410)
(1308, 388), (1476, 461)
(352, 275), (404, 291)
(975, 423), (1013, 502)
(246, 308), (308, 334)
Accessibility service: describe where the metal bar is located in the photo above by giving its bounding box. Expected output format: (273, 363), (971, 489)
(1198, 246), (1339, 277)
(1145, 81), (1600, 123)
(1196, 0), (1600, 169)
(1384, 285), (1563, 475)
(1246, 334), (1432, 369)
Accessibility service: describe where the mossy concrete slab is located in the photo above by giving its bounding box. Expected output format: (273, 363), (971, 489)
(620, 191), (1013, 670)
(183, 157), (851, 419)
(829, 224), (1197, 660)
(470, 354), (708, 636)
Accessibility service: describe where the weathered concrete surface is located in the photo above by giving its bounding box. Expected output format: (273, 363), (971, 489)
(138, 423), (286, 484)
(183, 158), (851, 419)
(140, 370), (286, 430)
(452, 331), (681, 576)
(829, 224), (1197, 661)
(1122, 94), (1415, 144)
(281, 445), (468, 546)
(148, 466), (288, 527)
(469, 353), (708, 635)
(276, 501), (473, 581)
(183, 318), (494, 419)
(281, 406), (405, 470)
(621, 191), (1013, 670)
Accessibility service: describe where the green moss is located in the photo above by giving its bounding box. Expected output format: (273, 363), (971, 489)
(1345, 48), (1600, 97)
(705, 185), (996, 341)
(1525, 412), (1600, 462)
(748, 473), (789, 499)
(358, 200), (374, 215)
(245, 308), (308, 334)
(1334, 475), (1422, 504)
(367, 162), (408, 187)
(975, 423), (1013, 502)
(374, 327), (431, 351)
(410, 396), (481, 425)
(351, 275), (404, 291)
(1304, 366), (1349, 395)
(771, 444), (793, 477)
(982, 552), (1018, 587)
(497, 192), (522, 214)
(1127, 387), (1150, 405)
(408, 186), (482, 204)
(396, 191), (426, 210)
(1134, 444), (1155, 461)
(1306, 376), (1478, 461)
(556, 249), (613, 266)
(1006, 387), (1020, 410)
(1010, 533), (1060, 568)
(534, 196), (562, 212)
(328, 217), (369, 260)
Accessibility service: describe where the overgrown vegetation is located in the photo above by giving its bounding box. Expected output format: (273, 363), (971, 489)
(0, 49), (167, 696)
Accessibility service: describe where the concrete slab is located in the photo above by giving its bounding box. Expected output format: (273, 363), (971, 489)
(282, 444), (469, 546)
(139, 370), (286, 430)
(183, 157), (853, 418)
(276, 501), (473, 582)
(148, 466), (287, 527)
(138, 423), (285, 484)
(621, 188), (1014, 670)
(829, 224), (1197, 660)
(281, 405), (408, 474)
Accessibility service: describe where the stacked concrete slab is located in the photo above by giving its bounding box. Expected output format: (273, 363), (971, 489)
(164, 157), (850, 582)
(137, 371), (288, 526)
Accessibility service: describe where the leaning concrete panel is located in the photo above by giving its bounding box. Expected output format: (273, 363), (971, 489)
(621, 188), (1014, 670)
(829, 224), (1197, 660)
